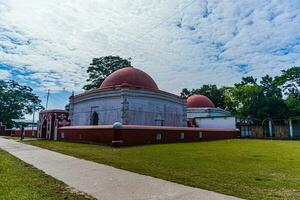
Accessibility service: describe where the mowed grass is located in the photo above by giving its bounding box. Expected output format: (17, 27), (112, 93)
(0, 149), (93, 200)
(25, 139), (300, 200)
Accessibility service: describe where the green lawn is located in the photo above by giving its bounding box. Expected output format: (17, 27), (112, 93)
(0, 149), (93, 200)
(25, 139), (300, 200)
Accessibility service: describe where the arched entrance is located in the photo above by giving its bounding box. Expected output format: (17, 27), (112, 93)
(262, 118), (274, 138)
(41, 120), (47, 138)
(288, 117), (300, 138)
(91, 112), (99, 125)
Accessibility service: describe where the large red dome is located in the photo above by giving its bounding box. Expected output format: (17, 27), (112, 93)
(100, 67), (158, 90)
(187, 95), (215, 108)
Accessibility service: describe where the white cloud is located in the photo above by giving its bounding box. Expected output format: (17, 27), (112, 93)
(0, 0), (300, 96)
(0, 69), (10, 78)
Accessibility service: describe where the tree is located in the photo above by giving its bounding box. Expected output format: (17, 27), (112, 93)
(224, 85), (265, 118)
(180, 88), (192, 97)
(83, 56), (132, 90)
(0, 80), (43, 128)
(260, 75), (282, 98)
(181, 85), (229, 108)
(275, 67), (300, 100)
(285, 96), (300, 117)
(234, 76), (257, 87)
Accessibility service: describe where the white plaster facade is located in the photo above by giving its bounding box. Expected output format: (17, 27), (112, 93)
(69, 87), (187, 127)
(187, 107), (231, 118)
(187, 107), (236, 129)
(195, 117), (236, 129)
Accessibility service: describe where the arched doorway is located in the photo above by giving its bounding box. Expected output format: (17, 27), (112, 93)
(41, 120), (47, 138)
(288, 117), (300, 138)
(91, 112), (99, 125)
(262, 118), (274, 138)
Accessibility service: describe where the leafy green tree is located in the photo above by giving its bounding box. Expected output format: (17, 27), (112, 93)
(181, 85), (229, 108)
(224, 85), (265, 118)
(0, 80), (43, 128)
(234, 76), (257, 87)
(180, 88), (192, 97)
(259, 75), (288, 118)
(260, 75), (282, 98)
(285, 96), (300, 116)
(275, 67), (300, 100)
(83, 56), (132, 90)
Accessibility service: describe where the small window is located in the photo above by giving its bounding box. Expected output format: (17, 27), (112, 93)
(156, 133), (162, 140)
(155, 119), (164, 126)
(61, 132), (64, 139)
(155, 114), (164, 126)
(180, 132), (185, 139)
(199, 131), (202, 139)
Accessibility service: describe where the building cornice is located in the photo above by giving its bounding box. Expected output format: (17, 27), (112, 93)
(72, 87), (186, 105)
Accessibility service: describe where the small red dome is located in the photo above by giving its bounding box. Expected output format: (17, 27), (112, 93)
(100, 67), (158, 90)
(187, 95), (215, 108)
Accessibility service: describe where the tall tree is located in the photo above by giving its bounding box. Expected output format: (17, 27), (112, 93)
(234, 76), (257, 87)
(0, 80), (43, 128)
(224, 85), (265, 118)
(285, 96), (300, 117)
(83, 56), (132, 90)
(260, 75), (282, 98)
(275, 67), (300, 100)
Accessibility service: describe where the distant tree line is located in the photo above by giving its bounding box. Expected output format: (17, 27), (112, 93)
(181, 67), (300, 119)
(2, 54), (298, 129)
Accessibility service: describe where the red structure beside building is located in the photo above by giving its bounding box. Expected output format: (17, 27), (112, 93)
(37, 109), (70, 140)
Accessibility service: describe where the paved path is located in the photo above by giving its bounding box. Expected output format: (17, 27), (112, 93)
(0, 137), (241, 200)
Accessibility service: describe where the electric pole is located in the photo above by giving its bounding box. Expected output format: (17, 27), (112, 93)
(32, 96), (38, 137)
(32, 106), (35, 136)
(45, 89), (50, 110)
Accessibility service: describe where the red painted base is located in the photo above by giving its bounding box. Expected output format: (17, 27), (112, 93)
(58, 125), (239, 146)
(7, 128), (37, 138)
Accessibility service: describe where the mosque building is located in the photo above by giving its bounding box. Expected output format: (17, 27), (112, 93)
(36, 66), (238, 146)
(69, 67), (187, 127)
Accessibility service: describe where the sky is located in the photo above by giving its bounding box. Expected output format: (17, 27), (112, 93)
(1, 0), (300, 111)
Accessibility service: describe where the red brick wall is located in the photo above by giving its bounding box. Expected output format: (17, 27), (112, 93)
(0, 126), (9, 136)
(9, 128), (37, 137)
(58, 126), (239, 146)
(119, 129), (238, 146)
(58, 128), (115, 143)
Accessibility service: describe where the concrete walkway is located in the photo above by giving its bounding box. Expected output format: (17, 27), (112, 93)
(0, 137), (241, 200)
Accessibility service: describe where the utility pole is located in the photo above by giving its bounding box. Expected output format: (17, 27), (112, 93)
(32, 96), (38, 137)
(45, 89), (50, 110)
(32, 106), (35, 137)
